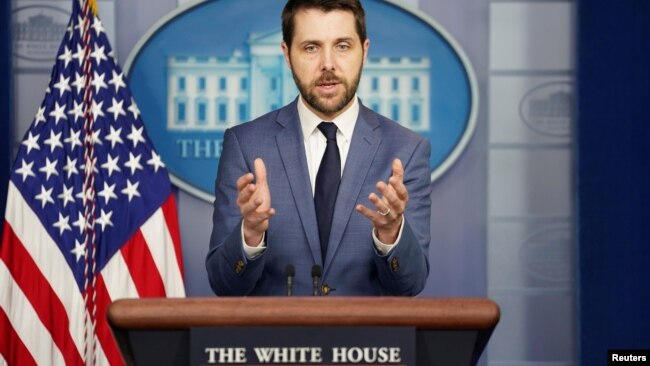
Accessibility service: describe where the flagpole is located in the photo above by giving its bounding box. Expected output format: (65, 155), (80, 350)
(79, 0), (99, 364)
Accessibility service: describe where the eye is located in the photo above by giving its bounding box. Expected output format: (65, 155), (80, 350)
(304, 44), (318, 53)
(337, 43), (351, 51)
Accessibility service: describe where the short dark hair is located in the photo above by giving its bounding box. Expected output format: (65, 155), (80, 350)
(281, 0), (367, 49)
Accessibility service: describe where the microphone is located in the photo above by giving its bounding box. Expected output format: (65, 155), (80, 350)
(311, 265), (322, 296)
(285, 264), (295, 296)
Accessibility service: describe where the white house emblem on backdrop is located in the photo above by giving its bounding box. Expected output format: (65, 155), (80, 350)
(125, 0), (477, 202)
(519, 81), (573, 137)
(13, 5), (69, 64)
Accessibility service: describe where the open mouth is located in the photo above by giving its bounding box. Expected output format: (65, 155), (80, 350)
(316, 79), (340, 93)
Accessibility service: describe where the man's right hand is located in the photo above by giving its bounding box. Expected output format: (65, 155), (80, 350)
(237, 158), (275, 246)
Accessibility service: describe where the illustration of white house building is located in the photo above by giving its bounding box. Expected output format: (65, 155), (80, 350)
(167, 29), (430, 132)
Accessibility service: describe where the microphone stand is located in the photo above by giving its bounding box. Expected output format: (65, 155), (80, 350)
(285, 264), (295, 296)
(311, 265), (321, 296)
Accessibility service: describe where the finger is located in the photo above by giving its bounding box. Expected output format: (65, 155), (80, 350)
(380, 186), (409, 219)
(237, 172), (254, 192)
(388, 159), (408, 202)
(389, 175), (409, 202)
(368, 193), (394, 220)
(377, 181), (394, 199)
(254, 158), (267, 185)
(355, 204), (381, 221)
(379, 183), (407, 213)
(239, 190), (262, 215)
(247, 207), (276, 224)
(237, 183), (256, 206)
(252, 206), (276, 223)
(376, 181), (402, 210)
(242, 196), (275, 220)
(391, 159), (404, 181)
(241, 189), (274, 213)
(368, 192), (384, 208)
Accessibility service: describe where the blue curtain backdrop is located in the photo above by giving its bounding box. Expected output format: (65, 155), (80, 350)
(578, 1), (650, 364)
(1, 0), (11, 232)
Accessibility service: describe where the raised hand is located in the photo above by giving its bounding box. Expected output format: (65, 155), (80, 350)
(237, 158), (275, 246)
(355, 159), (408, 244)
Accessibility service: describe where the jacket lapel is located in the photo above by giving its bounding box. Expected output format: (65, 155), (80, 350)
(275, 102), (322, 265)
(324, 107), (380, 274)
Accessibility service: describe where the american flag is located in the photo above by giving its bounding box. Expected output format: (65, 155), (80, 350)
(0, 0), (185, 365)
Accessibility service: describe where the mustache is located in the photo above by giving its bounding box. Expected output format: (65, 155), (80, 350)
(315, 71), (341, 85)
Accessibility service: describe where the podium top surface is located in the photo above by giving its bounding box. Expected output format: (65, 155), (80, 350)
(107, 297), (499, 331)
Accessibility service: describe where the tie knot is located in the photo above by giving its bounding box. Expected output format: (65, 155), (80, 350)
(317, 122), (338, 141)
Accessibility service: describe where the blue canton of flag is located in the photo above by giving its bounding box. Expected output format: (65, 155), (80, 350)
(13, 4), (169, 291)
(1, 1), (185, 365)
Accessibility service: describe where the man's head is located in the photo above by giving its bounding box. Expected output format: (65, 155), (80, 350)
(282, 0), (367, 51)
(281, 0), (370, 121)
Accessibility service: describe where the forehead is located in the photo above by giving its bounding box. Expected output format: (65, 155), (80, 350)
(291, 8), (359, 44)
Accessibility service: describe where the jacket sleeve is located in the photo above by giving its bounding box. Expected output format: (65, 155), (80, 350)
(373, 137), (431, 295)
(205, 128), (266, 295)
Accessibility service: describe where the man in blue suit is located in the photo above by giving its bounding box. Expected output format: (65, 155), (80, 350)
(206, 0), (431, 296)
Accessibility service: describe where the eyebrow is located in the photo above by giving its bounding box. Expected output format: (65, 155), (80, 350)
(299, 37), (357, 46)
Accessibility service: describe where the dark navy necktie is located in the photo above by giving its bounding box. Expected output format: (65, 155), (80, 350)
(314, 122), (341, 259)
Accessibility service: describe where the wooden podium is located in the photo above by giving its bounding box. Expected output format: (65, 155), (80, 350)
(107, 297), (499, 366)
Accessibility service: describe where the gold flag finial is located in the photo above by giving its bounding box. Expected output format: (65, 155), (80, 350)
(88, 0), (98, 16)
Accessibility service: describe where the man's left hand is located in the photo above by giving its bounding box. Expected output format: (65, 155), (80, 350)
(355, 159), (408, 244)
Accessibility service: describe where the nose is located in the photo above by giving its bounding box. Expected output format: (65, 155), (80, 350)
(321, 48), (334, 71)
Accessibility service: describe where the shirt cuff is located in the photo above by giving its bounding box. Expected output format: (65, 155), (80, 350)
(372, 216), (405, 256)
(241, 221), (266, 259)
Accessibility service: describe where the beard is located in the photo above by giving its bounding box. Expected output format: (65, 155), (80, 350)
(291, 66), (362, 118)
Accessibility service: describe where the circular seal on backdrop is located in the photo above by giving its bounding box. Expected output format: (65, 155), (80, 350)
(13, 5), (70, 62)
(519, 81), (574, 137)
(519, 226), (574, 284)
(124, 0), (478, 202)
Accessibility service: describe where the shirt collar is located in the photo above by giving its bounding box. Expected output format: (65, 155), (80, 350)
(297, 95), (359, 142)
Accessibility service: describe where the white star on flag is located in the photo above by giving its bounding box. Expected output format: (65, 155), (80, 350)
(44, 129), (64, 153)
(107, 97), (126, 121)
(108, 70), (126, 92)
(49, 101), (68, 124)
(58, 45), (73, 68)
(52, 212), (72, 235)
(21, 132), (40, 154)
(105, 125), (124, 148)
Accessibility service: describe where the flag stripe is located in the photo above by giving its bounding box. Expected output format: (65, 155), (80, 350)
(161, 195), (184, 278)
(4, 182), (86, 356)
(0, 307), (37, 366)
(0, 260), (66, 365)
(0, 223), (84, 366)
(102, 247), (139, 301)
(120, 229), (166, 297)
(141, 201), (185, 297)
(94, 274), (125, 366)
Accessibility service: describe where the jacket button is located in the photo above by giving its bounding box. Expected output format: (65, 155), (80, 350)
(390, 257), (400, 272)
(234, 259), (245, 274)
(322, 284), (332, 295)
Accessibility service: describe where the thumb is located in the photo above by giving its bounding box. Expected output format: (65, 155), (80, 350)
(254, 158), (267, 185)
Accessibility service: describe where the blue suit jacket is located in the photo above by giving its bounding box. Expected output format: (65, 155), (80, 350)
(206, 99), (431, 296)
